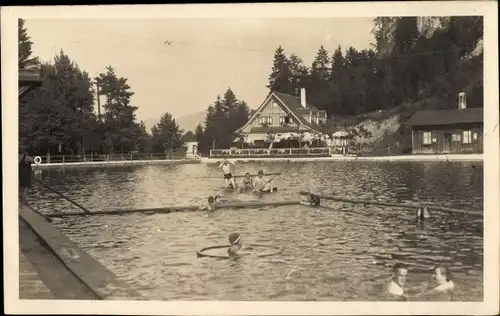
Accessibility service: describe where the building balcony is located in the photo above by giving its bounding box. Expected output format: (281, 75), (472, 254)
(209, 147), (335, 158)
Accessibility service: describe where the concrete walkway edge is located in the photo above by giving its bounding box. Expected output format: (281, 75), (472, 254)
(19, 204), (142, 300)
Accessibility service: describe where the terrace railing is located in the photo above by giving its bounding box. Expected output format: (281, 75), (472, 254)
(209, 147), (343, 158)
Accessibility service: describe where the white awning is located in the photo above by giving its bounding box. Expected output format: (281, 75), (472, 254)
(332, 130), (349, 138)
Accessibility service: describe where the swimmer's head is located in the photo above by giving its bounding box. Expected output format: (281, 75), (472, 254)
(392, 263), (408, 287)
(228, 233), (242, 247)
(214, 195), (222, 203)
(258, 170), (264, 178)
(207, 196), (215, 204)
(433, 266), (452, 284)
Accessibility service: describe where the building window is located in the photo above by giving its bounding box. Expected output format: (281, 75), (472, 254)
(422, 132), (432, 145)
(259, 116), (272, 125)
(452, 133), (461, 142)
(462, 130), (472, 144)
(279, 116), (291, 125)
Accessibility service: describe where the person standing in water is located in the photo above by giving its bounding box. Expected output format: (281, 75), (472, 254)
(386, 263), (408, 300)
(19, 147), (34, 204)
(252, 170), (276, 193)
(218, 159), (237, 189)
(416, 265), (455, 300)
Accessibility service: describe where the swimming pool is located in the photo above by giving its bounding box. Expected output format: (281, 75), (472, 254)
(27, 161), (484, 301)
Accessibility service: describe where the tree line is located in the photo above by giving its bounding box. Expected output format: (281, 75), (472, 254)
(19, 19), (186, 157)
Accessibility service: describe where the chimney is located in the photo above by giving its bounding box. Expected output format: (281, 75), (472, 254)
(458, 92), (466, 110)
(300, 88), (306, 108)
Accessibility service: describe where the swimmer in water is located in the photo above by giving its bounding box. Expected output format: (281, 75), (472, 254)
(240, 173), (253, 192)
(199, 196), (216, 212)
(385, 263), (408, 300)
(418, 266), (455, 296)
(252, 170), (276, 193)
(214, 195), (226, 204)
(300, 193), (321, 207)
(227, 233), (243, 257)
(219, 159), (237, 189)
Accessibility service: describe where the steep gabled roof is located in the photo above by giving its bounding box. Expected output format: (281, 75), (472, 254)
(406, 108), (483, 127)
(236, 91), (328, 134)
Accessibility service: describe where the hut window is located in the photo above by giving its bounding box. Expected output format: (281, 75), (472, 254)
(462, 130), (472, 144)
(452, 133), (461, 142)
(422, 132), (432, 145)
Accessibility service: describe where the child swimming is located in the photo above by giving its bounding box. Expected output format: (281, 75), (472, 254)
(416, 265), (455, 298)
(199, 196), (216, 212)
(227, 233), (243, 257)
(214, 195), (225, 204)
(431, 266), (455, 293)
(300, 193), (321, 207)
(240, 173), (253, 191)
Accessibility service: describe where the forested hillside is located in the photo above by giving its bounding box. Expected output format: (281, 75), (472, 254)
(266, 16), (483, 117)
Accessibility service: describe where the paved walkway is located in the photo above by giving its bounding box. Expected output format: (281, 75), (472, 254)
(19, 251), (54, 299)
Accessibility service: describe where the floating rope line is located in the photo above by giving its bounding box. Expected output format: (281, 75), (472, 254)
(196, 244), (283, 259)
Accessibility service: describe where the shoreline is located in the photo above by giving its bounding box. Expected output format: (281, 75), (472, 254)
(30, 154), (483, 168)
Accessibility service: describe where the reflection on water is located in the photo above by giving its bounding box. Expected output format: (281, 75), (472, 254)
(27, 161), (483, 301)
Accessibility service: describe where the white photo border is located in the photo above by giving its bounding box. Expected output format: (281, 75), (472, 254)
(2, 1), (499, 315)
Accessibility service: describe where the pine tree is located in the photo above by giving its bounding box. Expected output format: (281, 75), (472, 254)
(96, 66), (139, 153)
(267, 46), (293, 94)
(18, 19), (39, 69)
(151, 112), (183, 153)
(288, 54), (309, 95)
(308, 45), (331, 110)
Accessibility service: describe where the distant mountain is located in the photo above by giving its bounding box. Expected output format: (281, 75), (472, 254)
(143, 110), (206, 134)
(175, 110), (206, 133)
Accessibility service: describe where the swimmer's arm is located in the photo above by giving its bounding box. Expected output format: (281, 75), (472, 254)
(25, 155), (35, 163)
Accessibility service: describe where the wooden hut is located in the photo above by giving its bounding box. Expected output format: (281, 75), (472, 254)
(406, 93), (483, 155)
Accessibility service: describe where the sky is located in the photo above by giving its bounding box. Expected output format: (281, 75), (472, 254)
(25, 18), (375, 129)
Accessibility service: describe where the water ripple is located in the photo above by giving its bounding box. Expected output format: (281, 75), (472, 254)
(27, 161), (483, 301)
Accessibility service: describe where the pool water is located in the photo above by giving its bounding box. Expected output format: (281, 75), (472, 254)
(27, 161), (484, 301)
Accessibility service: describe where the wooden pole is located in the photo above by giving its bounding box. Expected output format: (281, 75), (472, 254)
(299, 191), (482, 217)
(33, 177), (92, 214)
(45, 200), (301, 218)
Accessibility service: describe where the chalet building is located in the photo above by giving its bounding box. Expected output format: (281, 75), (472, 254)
(235, 88), (329, 147)
(406, 92), (483, 155)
